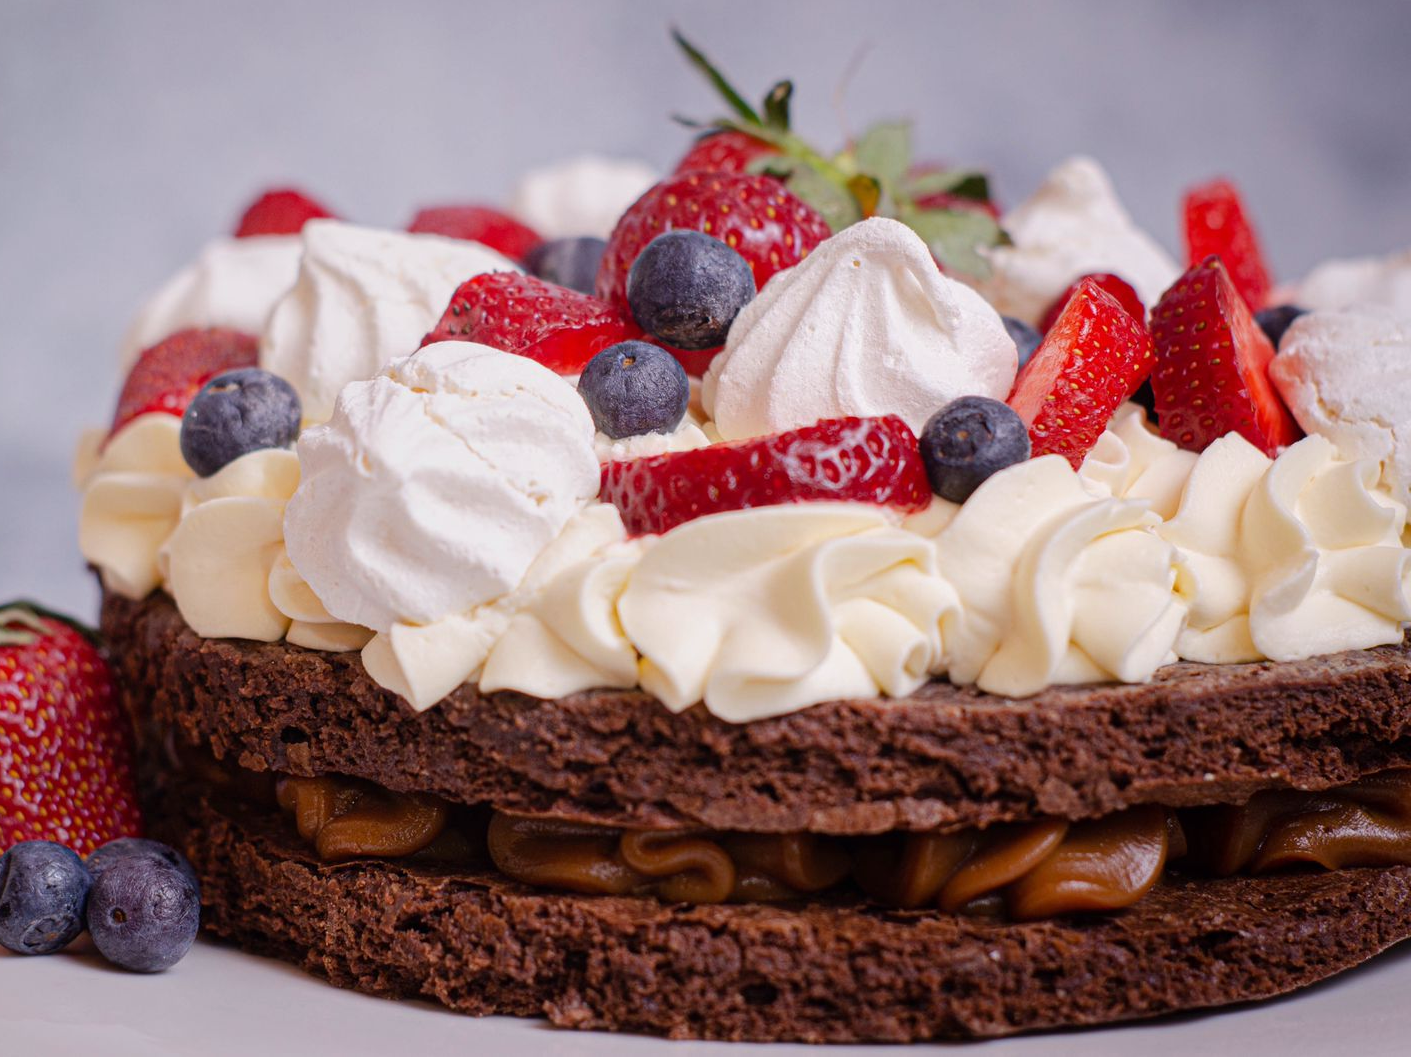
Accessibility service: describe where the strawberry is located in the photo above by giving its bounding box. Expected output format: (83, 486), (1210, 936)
(673, 129), (780, 175)
(1182, 178), (1272, 312)
(1038, 272), (1145, 334)
(111, 327), (258, 438)
(0, 605), (143, 855)
(423, 272), (641, 374)
(1149, 255), (1299, 456)
(595, 171), (831, 310)
(234, 188), (336, 237)
(1008, 278), (1156, 468)
(407, 205), (543, 261)
(600, 415), (931, 537)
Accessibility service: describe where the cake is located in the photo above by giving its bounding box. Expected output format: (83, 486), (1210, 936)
(64, 34), (1411, 1043)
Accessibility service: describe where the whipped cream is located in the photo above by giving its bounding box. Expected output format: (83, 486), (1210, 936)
(593, 417), (711, 463)
(261, 221), (519, 423)
(78, 415), (193, 598)
(703, 217), (1017, 440)
(1079, 404), (1199, 520)
(509, 155), (658, 239)
(119, 236), (302, 370)
(1271, 306), (1411, 506)
(973, 156), (1180, 326)
(1295, 248), (1411, 315)
(284, 342), (600, 633)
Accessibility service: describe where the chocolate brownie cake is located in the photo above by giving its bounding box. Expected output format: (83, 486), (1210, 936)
(64, 34), (1411, 1045)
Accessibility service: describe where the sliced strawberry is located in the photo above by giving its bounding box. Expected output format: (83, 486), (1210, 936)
(423, 272), (641, 374)
(596, 171), (830, 311)
(673, 129), (780, 176)
(1008, 278), (1156, 469)
(407, 205), (543, 261)
(1038, 272), (1145, 334)
(1182, 178), (1272, 312)
(234, 188), (336, 237)
(1150, 255), (1299, 456)
(0, 604), (143, 854)
(111, 328), (259, 438)
(600, 416), (930, 537)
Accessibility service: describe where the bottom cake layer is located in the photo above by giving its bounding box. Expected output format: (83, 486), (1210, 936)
(157, 787), (1411, 1043)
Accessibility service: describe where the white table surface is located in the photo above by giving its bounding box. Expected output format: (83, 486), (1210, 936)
(3, 930), (1410, 1056)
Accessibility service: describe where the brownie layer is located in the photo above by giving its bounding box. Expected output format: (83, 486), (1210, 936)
(105, 590), (1411, 834)
(158, 783), (1411, 1043)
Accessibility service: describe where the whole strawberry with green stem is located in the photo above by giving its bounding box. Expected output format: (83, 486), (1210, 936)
(667, 30), (1007, 278)
(0, 604), (143, 855)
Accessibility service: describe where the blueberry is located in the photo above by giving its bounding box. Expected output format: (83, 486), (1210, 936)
(1002, 316), (1043, 369)
(180, 367), (302, 477)
(1254, 303), (1308, 351)
(87, 838), (200, 898)
(920, 396), (1032, 503)
(86, 857), (200, 973)
(523, 237), (606, 295)
(626, 230), (755, 350)
(578, 341), (689, 439)
(0, 840), (91, 955)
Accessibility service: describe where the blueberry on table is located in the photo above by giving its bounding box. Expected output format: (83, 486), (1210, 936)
(1002, 315), (1043, 369)
(523, 237), (607, 295)
(0, 840), (92, 955)
(87, 837), (200, 897)
(626, 230), (755, 350)
(578, 341), (690, 439)
(920, 396), (1032, 503)
(86, 857), (200, 972)
(180, 367), (302, 477)
(1254, 303), (1308, 351)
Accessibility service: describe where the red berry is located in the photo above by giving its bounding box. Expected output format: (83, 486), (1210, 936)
(111, 328), (258, 438)
(1038, 272), (1146, 334)
(407, 205), (543, 262)
(672, 129), (780, 176)
(234, 188), (336, 237)
(1008, 278), (1156, 469)
(596, 171), (831, 311)
(1182, 178), (1272, 312)
(0, 605), (143, 855)
(600, 416), (931, 537)
(423, 272), (641, 374)
(1149, 255), (1299, 456)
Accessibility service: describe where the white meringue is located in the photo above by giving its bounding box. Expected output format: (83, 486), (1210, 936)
(509, 155), (658, 239)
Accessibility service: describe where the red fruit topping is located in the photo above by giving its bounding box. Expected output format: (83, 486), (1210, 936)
(423, 272), (641, 374)
(596, 171), (831, 310)
(1149, 255), (1299, 456)
(1038, 272), (1146, 334)
(407, 205), (543, 262)
(1008, 278), (1156, 469)
(234, 188), (336, 237)
(672, 129), (780, 176)
(111, 327), (258, 438)
(600, 415), (931, 537)
(1182, 178), (1272, 312)
(0, 605), (143, 855)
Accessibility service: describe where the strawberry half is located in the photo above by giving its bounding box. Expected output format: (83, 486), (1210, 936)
(1182, 178), (1271, 312)
(1038, 272), (1145, 334)
(600, 415), (931, 537)
(596, 171), (830, 310)
(1008, 278), (1156, 469)
(0, 605), (143, 855)
(111, 327), (259, 438)
(423, 272), (641, 374)
(673, 129), (780, 176)
(408, 205), (543, 261)
(235, 188), (337, 237)
(1150, 255), (1299, 456)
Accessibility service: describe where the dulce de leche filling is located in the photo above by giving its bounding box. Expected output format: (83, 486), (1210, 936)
(255, 767), (1411, 922)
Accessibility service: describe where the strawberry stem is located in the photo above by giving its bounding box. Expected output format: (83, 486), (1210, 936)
(672, 29), (761, 125)
(0, 600), (100, 646)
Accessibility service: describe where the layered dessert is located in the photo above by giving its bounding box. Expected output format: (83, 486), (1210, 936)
(70, 37), (1411, 1042)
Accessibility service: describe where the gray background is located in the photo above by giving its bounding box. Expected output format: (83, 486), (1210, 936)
(4, 0), (1411, 619)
